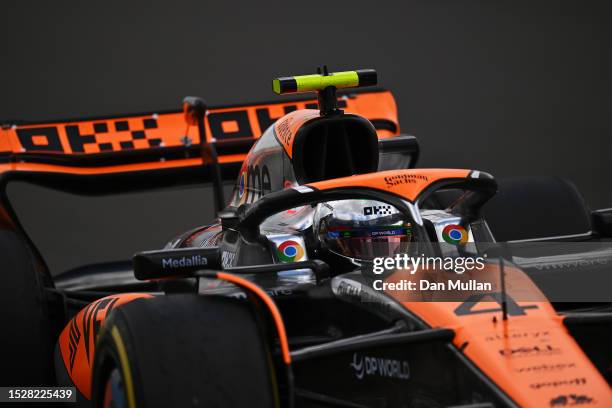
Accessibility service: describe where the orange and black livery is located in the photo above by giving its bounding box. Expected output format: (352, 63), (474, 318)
(1, 68), (610, 407)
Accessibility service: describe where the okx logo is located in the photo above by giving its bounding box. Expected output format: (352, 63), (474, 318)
(363, 205), (392, 216)
(349, 353), (410, 381)
(276, 240), (304, 262)
(442, 224), (468, 245)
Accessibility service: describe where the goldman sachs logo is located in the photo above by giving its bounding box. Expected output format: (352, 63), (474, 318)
(349, 353), (410, 380)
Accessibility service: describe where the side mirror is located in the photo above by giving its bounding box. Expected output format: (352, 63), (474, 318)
(133, 247), (221, 280)
(378, 134), (420, 170)
(593, 209), (612, 237)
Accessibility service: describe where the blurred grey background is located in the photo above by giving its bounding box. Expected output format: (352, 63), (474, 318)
(1, 0), (610, 274)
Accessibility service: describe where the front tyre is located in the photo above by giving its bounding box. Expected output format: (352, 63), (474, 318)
(91, 295), (278, 408)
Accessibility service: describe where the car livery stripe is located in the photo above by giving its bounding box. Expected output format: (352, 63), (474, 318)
(111, 326), (137, 408)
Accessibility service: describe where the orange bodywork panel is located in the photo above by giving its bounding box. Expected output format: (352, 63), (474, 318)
(386, 264), (612, 406)
(0, 90), (398, 176)
(57, 293), (152, 399)
(307, 169), (471, 202)
(273, 109), (320, 158)
(306, 170), (610, 405)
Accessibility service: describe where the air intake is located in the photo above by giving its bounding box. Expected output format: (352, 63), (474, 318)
(292, 114), (379, 184)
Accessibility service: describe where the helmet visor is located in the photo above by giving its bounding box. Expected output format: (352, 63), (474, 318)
(315, 200), (413, 260)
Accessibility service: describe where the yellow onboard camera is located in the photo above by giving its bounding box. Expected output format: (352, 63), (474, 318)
(272, 67), (377, 115)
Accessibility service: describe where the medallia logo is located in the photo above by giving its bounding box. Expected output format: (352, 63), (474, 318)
(442, 224), (468, 245)
(349, 353), (410, 381)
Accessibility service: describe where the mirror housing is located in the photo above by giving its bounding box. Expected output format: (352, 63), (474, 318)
(133, 247), (221, 280)
(593, 208), (612, 237)
(378, 134), (420, 170)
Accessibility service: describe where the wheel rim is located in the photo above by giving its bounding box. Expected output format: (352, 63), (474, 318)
(103, 368), (128, 408)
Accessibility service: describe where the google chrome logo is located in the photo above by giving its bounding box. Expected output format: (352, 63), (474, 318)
(442, 224), (468, 245)
(277, 240), (305, 262)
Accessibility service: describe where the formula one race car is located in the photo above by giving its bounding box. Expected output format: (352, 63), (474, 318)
(1, 68), (611, 408)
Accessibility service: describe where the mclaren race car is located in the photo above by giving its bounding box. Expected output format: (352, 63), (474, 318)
(0, 68), (611, 408)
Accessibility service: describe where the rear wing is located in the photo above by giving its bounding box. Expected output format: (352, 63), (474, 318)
(0, 89), (399, 195)
(0, 89), (400, 279)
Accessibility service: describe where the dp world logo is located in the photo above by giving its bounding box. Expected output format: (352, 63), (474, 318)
(350, 353), (410, 381)
(350, 353), (366, 379)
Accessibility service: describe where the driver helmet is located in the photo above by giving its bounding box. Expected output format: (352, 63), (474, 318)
(313, 199), (413, 261)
